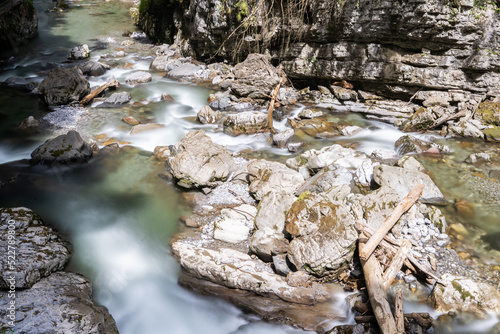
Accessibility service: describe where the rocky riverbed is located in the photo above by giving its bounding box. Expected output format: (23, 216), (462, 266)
(1, 2), (500, 332)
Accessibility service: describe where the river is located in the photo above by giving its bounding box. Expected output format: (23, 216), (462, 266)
(0, 0), (499, 333)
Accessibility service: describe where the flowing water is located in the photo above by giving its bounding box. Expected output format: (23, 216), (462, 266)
(0, 0), (499, 333)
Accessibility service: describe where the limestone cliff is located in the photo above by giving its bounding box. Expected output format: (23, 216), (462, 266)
(138, 0), (500, 99)
(0, 0), (38, 52)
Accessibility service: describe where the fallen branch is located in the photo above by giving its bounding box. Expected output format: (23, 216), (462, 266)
(428, 110), (466, 130)
(360, 234), (397, 334)
(383, 239), (412, 291)
(394, 289), (404, 334)
(355, 312), (432, 328)
(267, 79), (282, 135)
(359, 184), (424, 261)
(80, 79), (120, 105)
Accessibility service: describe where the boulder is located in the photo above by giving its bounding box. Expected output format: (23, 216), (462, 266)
(395, 135), (448, 155)
(247, 159), (305, 200)
(0, 272), (118, 333)
(448, 120), (486, 139)
(153, 146), (171, 161)
(474, 100), (500, 126)
(400, 107), (436, 132)
(231, 54), (281, 99)
(250, 191), (296, 260)
(4, 76), (28, 87)
(197, 105), (221, 124)
(286, 144), (371, 178)
(122, 116), (140, 125)
(168, 63), (204, 79)
(396, 156), (427, 172)
(171, 240), (334, 305)
(167, 130), (237, 188)
(298, 109), (323, 119)
(104, 92), (131, 105)
(272, 129), (295, 148)
(0, 207), (71, 289)
(329, 85), (358, 101)
(222, 112), (268, 136)
(208, 91), (232, 110)
(78, 60), (110, 76)
(30, 130), (93, 165)
(67, 44), (90, 59)
(151, 54), (176, 71)
(38, 67), (90, 106)
(285, 192), (358, 277)
(125, 71), (152, 85)
(429, 274), (500, 317)
(287, 117), (341, 138)
(18, 116), (40, 133)
(373, 165), (447, 205)
(213, 205), (257, 244)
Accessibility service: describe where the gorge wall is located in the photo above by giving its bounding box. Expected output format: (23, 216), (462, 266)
(138, 0), (500, 100)
(0, 0), (38, 52)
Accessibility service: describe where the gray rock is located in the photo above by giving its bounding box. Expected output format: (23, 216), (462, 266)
(172, 238), (334, 305)
(0, 272), (118, 333)
(294, 164), (353, 195)
(151, 55), (176, 71)
(247, 159), (304, 200)
(287, 142), (303, 153)
(430, 274), (500, 317)
(448, 120), (486, 139)
(104, 92), (131, 105)
(208, 91), (232, 110)
(272, 254), (291, 276)
(38, 67), (90, 106)
(465, 153), (491, 163)
(329, 85), (358, 101)
(30, 130), (93, 165)
(231, 54), (281, 99)
(222, 112), (268, 136)
(67, 44), (90, 59)
(78, 60), (110, 76)
(0, 207), (71, 289)
(168, 63), (204, 79)
(272, 129), (295, 148)
(396, 156), (427, 173)
(250, 190), (296, 260)
(213, 205), (256, 244)
(197, 105), (221, 124)
(4, 76), (28, 87)
(285, 192), (358, 277)
(125, 71), (152, 85)
(167, 130), (237, 188)
(395, 135), (446, 155)
(298, 109), (323, 119)
(286, 144), (371, 178)
(373, 165), (447, 205)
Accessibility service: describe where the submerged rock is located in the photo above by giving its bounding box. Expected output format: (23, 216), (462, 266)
(30, 130), (93, 165)
(0, 272), (118, 333)
(67, 44), (90, 59)
(104, 92), (132, 105)
(167, 130), (237, 188)
(38, 67), (90, 106)
(125, 71), (152, 85)
(0, 207), (71, 289)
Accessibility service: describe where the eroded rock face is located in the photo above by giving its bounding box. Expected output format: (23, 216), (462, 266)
(30, 130), (93, 165)
(231, 54), (281, 99)
(430, 274), (500, 317)
(167, 130), (237, 188)
(0, 272), (118, 333)
(38, 67), (90, 106)
(250, 191), (296, 261)
(0, 207), (71, 289)
(285, 192), (358, 277)
(247, 159), (304, 200)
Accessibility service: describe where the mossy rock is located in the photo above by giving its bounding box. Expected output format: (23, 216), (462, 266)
(483, 126), (500, 142)
(475, 101), (500, 126)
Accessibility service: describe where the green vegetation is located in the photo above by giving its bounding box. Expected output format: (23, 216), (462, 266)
(234, 0), (248, 21)
(451, 280), (473, 301)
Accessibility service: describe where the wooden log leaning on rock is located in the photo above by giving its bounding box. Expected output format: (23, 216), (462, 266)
(394, 289), (404, 334)
(80, 79), (120, 105)
(359, 235), (397, 334)
(383, 239), (412, 291)
(355, 313), (433, 329)
(359, 184), (424, 262)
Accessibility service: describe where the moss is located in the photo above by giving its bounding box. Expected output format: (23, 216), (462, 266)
(234, 0), (248, 21)
(451, 280), (473, 301)
(476, 101), (500, 126)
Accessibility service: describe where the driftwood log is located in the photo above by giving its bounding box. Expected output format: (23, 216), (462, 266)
(359, 184), (424, 261)
(267, 80), (281, 135)
(383, 239), (412, 291)
(394, 289), (405, 334)
(80, 79), (120, 105)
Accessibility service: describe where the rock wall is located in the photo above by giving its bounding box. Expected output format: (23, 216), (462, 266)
(138, 0), (500, 98)
(0, 0), (38, 52)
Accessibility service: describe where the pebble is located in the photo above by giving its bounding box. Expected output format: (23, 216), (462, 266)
(425, 246), (436, 254)
(408, 219), (417, 228)
(437, 233), (450, 240)
(402, 226), (409, 235)
(436, 240), (449, 247)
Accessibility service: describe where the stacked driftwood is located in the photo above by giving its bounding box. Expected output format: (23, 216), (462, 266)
(355, 184), (442, 334)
